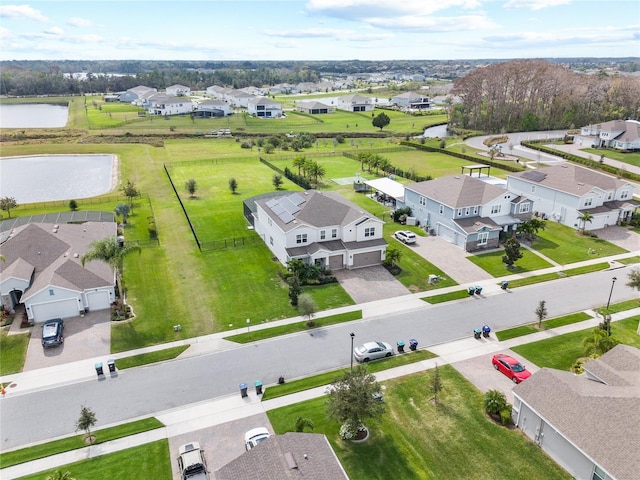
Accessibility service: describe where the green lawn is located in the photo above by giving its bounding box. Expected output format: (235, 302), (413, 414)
(422, 289), (476, 304)
(512, 316), (640, 370)
(16, 440), (171, 480)
(0, 330), (30, 376)
(468, 249), (553, 277)
(528, 222), (627, 264)
(267, 366), (572, 480)
(115, 345), (190, 369)
(505, 262), (610, 288)
(496, 312), (593, 341)
(581, 148), (640, 168)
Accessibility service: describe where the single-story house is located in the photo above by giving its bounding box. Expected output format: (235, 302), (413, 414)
(195, 99), (233, 117)
(513, 345), (640, 480)
(247, 97), (283, 118)
(507, 164), (639, 230)
(391, 91), (431, 110)
(0, 222), (116, 322)
(574, 119), (640, 151)
(214, 433), (349, 479)
(253, 190), (387, 270)
(296, 101), (334, 115)
(335, 94), (374, 112)
(166, 84), (191, 97)
(206, 85), (233, 99)
(398, 174), (532, 251)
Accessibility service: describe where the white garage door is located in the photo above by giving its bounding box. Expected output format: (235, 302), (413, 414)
(352, 251), (382, 268)
(31, 298), (79, 323)
(437, 223), (457, 244)
(87, 291), (111, 311)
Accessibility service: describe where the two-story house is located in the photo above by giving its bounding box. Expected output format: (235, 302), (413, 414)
(335, 94), (374, 112)
(253, 191), (387, 270)
(195, 99), (233, 117)
(166, 84), (191, 97)
(146, 93), (194, 116)
(574, 119), (640, 151)
(247, 97), (283, 118)
(399, 175), (532, 251)
(391, 91), (431, 110)
(507, 164), (638, 230)
(118, 85), (157, 103)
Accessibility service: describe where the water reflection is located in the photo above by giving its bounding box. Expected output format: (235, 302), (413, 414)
(0, 104), (69, 128)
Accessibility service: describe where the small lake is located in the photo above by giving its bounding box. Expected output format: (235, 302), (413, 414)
(0, 154), (116, 204)
(0, 104), (69, 128)
(423, 124), (450, 137)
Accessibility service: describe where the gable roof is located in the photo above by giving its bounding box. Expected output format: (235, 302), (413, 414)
(248, 96), (281, 107)
(406, 175), (507, 208)
(0, 222), (116, 299)
(513, 345), (640, 480)
(297, 101), (331, 109)
(214, 433), (349, 479)
(509, 164), (628, 196)
(337, 94), (371, 104)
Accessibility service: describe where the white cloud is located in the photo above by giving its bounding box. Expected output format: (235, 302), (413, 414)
(0, 4), (48, 22)
(67, 17), (94, 27)
(306, 0), (481, 18)
(42, 26), (64, 37)
(263, 27), (393, 42)
(503, 0), (571, 10)
(366, 14), (497, 31)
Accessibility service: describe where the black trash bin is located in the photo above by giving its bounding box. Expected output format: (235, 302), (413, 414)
(239, 383), (248, 398)
(254, 380), (263, 395)
(95, 362), (104, 377)
(397, 340), (405, 353)
(473, 328), (482, 339)
(409, 339), (418, 351)
(107, 359), (116, 373)
(501, 281), (509, 290)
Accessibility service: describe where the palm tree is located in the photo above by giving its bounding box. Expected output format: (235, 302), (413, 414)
(295, 416), (314, 432)
(292, 155), (306, 175)
(46, 471), (75, 480)
(81, 237), (141, 303)
(577, 211), (593, 233)
(582, 328), (618, 357)
(307, 161), (326, 186)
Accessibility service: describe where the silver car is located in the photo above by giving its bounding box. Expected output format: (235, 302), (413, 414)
(353, 341), (394, 363)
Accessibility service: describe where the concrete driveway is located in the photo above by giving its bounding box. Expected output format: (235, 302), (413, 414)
(451, 349), (540, 405)
(333, 265), (411, 303)
(22, 310), (111, 371)
(592, 226), (640, 253)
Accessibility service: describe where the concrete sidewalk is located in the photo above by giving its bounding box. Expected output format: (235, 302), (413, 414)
(3, 307), (639, 479)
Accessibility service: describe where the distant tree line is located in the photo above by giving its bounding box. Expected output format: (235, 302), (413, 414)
(450, 59), (640, 133)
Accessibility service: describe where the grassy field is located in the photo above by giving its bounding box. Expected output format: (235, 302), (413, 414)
(267, 366), (572, 480)
(16, 440), (171, 480)
(581, 147), (640, 167)
(512, 316), (640, 370)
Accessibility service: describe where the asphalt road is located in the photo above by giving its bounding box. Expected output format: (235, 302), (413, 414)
(1, 266), (637, 450)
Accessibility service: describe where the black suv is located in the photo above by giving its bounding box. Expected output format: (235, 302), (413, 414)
(41, 319), (64, 348)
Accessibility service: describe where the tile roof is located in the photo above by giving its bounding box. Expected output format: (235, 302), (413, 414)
(214, 433), (349, 479)
(513, 345), (640, 480)
(406, 175), (507, 208)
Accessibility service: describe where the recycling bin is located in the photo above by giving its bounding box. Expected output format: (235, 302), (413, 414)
(475, 286), (483, 295)
(474, 328), (482, 339)
(468, 287), (475, 296)
(239, 383), (248, 398)
(95, 362), (104, 377)
(482, 325), (491, 338)
(254, 380), (263, 395)
(409, 339), (418, 351)
(397, 340), (405, 353)
(501, 281), (509, 290)
(107, 359), (116, 373)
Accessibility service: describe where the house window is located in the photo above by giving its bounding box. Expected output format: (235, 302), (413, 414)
(296, 234), (308, 244)
(478, 232), (489, 245)
(584, 197), (593, 207)
(320, 230), (326, 240)
(419, 196), (426, 206)
(620, 190), (629, 199)
(269, 236), (274, 246)
(49, 289), (54, 296)
(364, 227), (375, 237)
(531, 185), (536, 193)
(439, 204), (444, 215)
(606, 192), (613, 200)
(519, 203), (531, 213)
(491, 205), (501, 214)
(465, 207), (471, 215)
(591, 465), (606, 480)
(268, 217), (273, 226)
(331, 229), (337, 238)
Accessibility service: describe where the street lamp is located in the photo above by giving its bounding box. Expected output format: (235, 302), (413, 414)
(606, 277), (617, 311)
(350, 333), (355, 371)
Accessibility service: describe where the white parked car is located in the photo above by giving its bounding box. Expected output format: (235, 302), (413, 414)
(394, 230), (417, 244)
(244, 427), (270, 450)
(177, 442), (208, 480)
(353, 341), (394, 363)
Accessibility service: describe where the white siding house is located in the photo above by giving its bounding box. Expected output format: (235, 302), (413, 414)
(146, 93), (194, 116)
(247, 97), (283, 118)
(195, 99), (233, 117)
(507, 164), (639, 230)
(574, 119), (640, 151)
(166, 84), (191, 97)
(391, 91), (431, 110)
(335, 94), (374, 112)
(253, 191), (387, 270)
(0, 222), (116, 322)
(296, 101), (334, 114)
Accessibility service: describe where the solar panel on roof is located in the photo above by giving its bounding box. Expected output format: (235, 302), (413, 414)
(279, 197), (300, 214)
(278, 211), (295, 224)
(522, 170), (547, 182)
(266, 198), (278, 208)
(288, 193), (305, 206)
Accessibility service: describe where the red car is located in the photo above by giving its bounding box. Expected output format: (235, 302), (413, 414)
(491, 354), (531, 384)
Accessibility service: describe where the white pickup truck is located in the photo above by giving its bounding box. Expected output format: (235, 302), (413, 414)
(177, 442), (209, 480)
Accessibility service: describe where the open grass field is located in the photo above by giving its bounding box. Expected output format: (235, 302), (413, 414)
(267, 366), (572, 480)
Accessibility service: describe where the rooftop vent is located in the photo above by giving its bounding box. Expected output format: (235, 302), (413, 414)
(284, 452), (298, 469)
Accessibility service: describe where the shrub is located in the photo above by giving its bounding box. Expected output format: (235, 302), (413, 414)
(147, 216), (157, 239)
(240, 140), (252, 149)
(335, 135), (345, 144)
(499, 407), (512, 426)
(69, 199), (78, 211)
(484, 389), (507, 415)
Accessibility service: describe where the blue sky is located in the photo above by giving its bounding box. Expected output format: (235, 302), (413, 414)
(1, 1), (638, 61)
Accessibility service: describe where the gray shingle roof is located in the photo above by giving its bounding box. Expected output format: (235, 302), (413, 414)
(513, 345), (640, 480)
(214, 432), (349, 479)
(406, 175), (507, 208)
(509, 164), (628, 196)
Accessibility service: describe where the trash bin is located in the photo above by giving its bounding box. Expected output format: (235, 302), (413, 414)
(95, 362), (104, 377)
(239, 383), (248, 398)
(501, 281), (509, 290)
(482, 325), (491, 338)
(468, 286), (475, 296)
(473, 328), (482, 339)
(409, 339), (418, 351)
(107, 359), (116, 373)
(397, 340), (405, 353)
(475, 286), (483, 295)
(278, 375), (285, 384)
(254, 380), (263, 395)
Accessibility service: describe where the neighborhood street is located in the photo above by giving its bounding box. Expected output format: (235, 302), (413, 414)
(1, 265), (636, 451)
